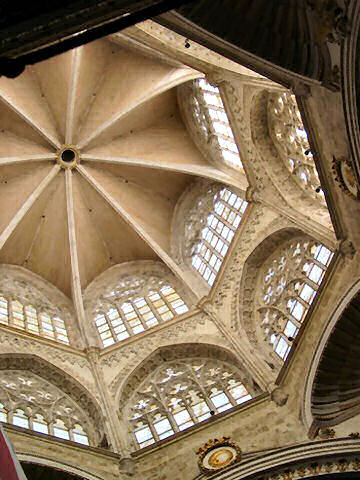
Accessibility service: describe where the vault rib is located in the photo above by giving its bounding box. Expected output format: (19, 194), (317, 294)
(0, 164), (60, 251)
(65, 169), (95, 347)
(0, 93), (61, 149)
(81, 154), (246, 190)
(77, 164), (201, 301)
(0, 153), (57, 167)
(78, 68), (201, 150)
(65, 48), (83, 144)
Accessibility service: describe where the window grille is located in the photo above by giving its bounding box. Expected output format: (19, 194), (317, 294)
(0, 296), (69, 344)
(190, 187), (247, 286)
(259, 239), (333, 359)
(0, 372), (90, 445)
(196, 78), (242, 168)
(268, 93), (323, 198)
(130, 359), (251, 449)
(95, 280), (189, 348)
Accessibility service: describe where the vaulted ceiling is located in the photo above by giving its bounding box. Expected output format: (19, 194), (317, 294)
(0, 36), (244, 301)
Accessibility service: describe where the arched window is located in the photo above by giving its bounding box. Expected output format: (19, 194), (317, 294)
(258, 238), (333, 360)
(185, 185), (247, 286)
(194, 78), (242, 168)
(0, 371), (90, 445)
(268, 92), (323, 199)
(94, 276), (189, 347)
(0, 295), (69, 344)
(130, 358), (252, 449)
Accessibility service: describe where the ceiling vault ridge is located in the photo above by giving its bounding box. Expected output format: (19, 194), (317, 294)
(77, 67), (201, 149)
(0, 164), (60, 252)
(65, 48), (83, 144)
(0, 153), (57, 166)
(0, 90), (61, 149)
(76, 164), (201, 301)
(65, 169), (93, 349)
(81, 153), (243, 188)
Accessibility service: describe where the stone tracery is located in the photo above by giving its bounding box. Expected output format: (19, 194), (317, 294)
(181, 183), (248, 286)
(85, 263), (190, 347)
(0, 370), (90, 445)
(128, 356), (253, 449)
(257, 237), (333, 359)
(268, 92), (323, 199)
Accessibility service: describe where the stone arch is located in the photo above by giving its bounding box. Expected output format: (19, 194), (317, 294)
(116, 343), (262, 409)
(84, 260), (195, 347)
(238, 226), (332, 366)
(0, 264), (81, 347)
(171, 178), (247, 291)
(250, 89), (331, 230)
(302, 278), (360, 435)
(19, 456), (106, 480)
(0, 353), (104, 445)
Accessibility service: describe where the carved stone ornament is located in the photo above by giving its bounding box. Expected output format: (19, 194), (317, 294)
(332, 155), (359, 199)
(318, 427), (336, 439)
(196, 436), (242, 475)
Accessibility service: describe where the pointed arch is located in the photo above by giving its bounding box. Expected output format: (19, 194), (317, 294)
(0, 353), (104, 445)
(238, 228), (333, 366)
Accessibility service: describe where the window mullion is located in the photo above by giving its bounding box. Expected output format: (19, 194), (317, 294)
(159, 292), (176, 317)
(145, 296), (163, 324)
(116, 304), (134, 336)
(105, 312), (119, 342)
(131, 302), (148, 331)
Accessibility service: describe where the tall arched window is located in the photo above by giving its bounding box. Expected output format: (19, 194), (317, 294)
(258, 238), (333, 359)
(268, 92), (323, 199)
(94, 275), (189, 347)
(195, 78), (242, 168)
(130, 358), (252, 449)
(0, 295), (69, 344)
(0, 371), (90, 445)
(185, 185), (247, 286)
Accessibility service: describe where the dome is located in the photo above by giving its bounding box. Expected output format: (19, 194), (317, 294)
(0, 36), (247, 304)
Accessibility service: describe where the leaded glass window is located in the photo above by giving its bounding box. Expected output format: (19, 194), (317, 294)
(94, 278), (189, 348)
(268, 92), (323, 198)
(259, 239), (333, 360)
(0, 295), (69, 344)
(130, 359), (251, 449)
(196, 78), (242, 168)
(188, 186), (247, 286)
(0, 372), (90, 445)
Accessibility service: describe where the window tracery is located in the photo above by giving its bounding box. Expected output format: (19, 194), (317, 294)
(194, 78), (242, 168)
(185, 184), (247, 286)
(93, 274), (189, 348)
(268, 92), (324, 199)
(0, 296), (69, 344)
(129, 359), (252, 449)
(258, 238), (333, 360)
(0, 370), (90, 445)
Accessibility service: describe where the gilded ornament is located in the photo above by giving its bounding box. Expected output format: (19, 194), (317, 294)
(196, 437), (242, 474)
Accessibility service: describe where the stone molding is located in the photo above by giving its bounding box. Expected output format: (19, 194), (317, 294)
(196, 438), (360, 480)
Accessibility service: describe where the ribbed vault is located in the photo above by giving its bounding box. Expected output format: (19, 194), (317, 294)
(0, 35), (249, 334)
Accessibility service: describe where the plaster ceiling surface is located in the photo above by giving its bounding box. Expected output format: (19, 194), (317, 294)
(0, 35), (247, 300)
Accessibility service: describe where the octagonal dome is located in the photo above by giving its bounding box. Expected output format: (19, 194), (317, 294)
(0, 35), (248, 304)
